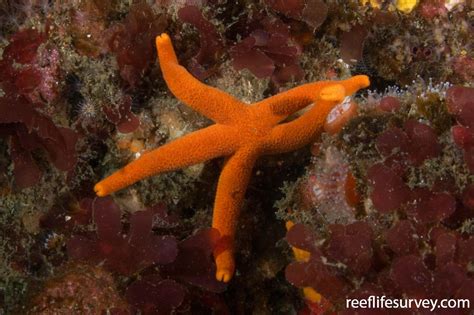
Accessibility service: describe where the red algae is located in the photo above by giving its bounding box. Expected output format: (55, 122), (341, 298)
(435, 232), (457, 267)
(0, 28), (60, 103)
(0, 27), (78, 188)
(103, 95), (140, 134)
(447, 86), (474, 175)
(9, 135), (42, 188)
(161, 228), (226, 293)
(286, 223), (320, 255)
(404, 119), (441, 166)
(283, 76), (473, 312)
(344, 171), (360, 207)
(265, 0), (328, 31)
(230, 16), (303, 85)
(126, 276), (185, 314)
(126, 228), (227, 313)
(325, 222), (373, 276)
(285, 257), (349, 303)
(178, 5), (223, 80)
(391, 255), (432, 298)
(0, 96), (78, 187)
(451, 125), (474, 149)
(67, 197), (178, 275)
(462, 184), (474, 210)
(340, 24), (368, 65)
(230, 32), (276, 78)
(107, 3), (168, 87)
(368, 163), (410, 213)
(446, 86), (474, 129)
(375, 127), (409, 157)
(385, 220), (418, 256)
(421, 191), (456, 223)
(1, 29), (46, 65)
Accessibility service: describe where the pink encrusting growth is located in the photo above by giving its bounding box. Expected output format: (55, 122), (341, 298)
(0, 28), (60, 103)
(298, 146), (357, 223)
(378, 96), (401, 112)
(0, 29), (78, 188)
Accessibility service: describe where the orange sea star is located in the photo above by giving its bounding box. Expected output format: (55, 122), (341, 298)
(95, 33), (370, 282)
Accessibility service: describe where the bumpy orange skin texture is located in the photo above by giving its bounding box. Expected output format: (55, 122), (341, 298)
(95, 33), (370, 282)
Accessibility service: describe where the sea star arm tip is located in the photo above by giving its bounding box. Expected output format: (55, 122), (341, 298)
(357, 74), (370, 88)
(342, 75), (371, 95)
(216, 269), (233, 283)
(319, 75), (370, 101)
(212, 148), (258, 282)
(156, 33), (246, 124)
(94, 125), (236, 197)
(156, 33), (178, 64)
(156, 33), (170, 43)
(94, 184), (107, 197)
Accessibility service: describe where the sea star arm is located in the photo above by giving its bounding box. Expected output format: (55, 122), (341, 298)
(264, 80), (367, 154)
(267, 83), (346, 154)
(257, 75), (369, 124)
(156, 34), (247, 124)
(264, 99), (338, 154)
(212, 147), (258, 282)
(94, 124), (236, 196)
(257, 81), (329, 122)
